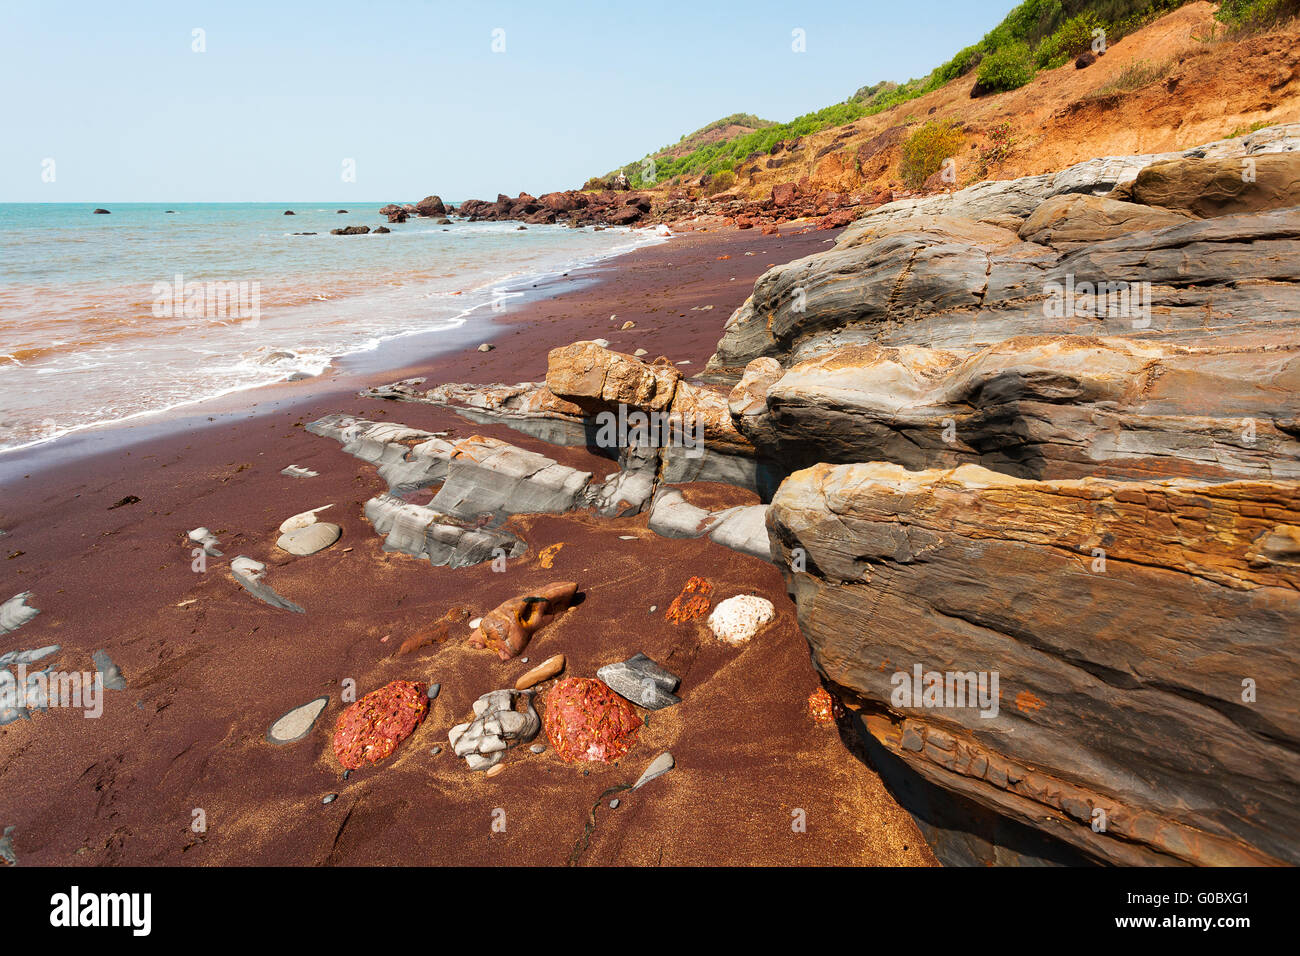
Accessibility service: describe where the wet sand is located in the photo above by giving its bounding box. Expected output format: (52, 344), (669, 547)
(0, 227), (937, 866)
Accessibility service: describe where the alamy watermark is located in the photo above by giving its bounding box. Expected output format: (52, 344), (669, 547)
(152, 273), (261, 327)
(891, 663), (1000, 718)
(2, 664), (104, 718)
(1044, 274), (1152, 329)
(592, 404), (705, 458)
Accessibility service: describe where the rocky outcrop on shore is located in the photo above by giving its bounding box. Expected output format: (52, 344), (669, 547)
(455, 190), (654, 227)
(351, 125), (1300, 867)
(717, 126), (1300, 866)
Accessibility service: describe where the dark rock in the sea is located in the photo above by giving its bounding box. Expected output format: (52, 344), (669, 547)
(435, 217), (451, 225)
(379, 204), (403, 215)
(386, 209), (408, 223)
(92, 208), (110, 214)
(283, 210), (295, 215)
(165, 210), (176, 213)
(416, 194), (447, 217)
(92, 650), (127, 691)
(330, 225), (371, 236)
(336, 209), (348, 213)
(230, 556), (305, 613)
(291, 232), (317, 235)
(374, 226), (391, 234)
(108, 495), (140, 510)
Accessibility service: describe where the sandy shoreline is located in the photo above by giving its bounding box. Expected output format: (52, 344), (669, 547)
(0, 226), (937, 866)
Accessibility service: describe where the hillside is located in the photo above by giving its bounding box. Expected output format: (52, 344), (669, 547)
(594, 0), (1300, 202)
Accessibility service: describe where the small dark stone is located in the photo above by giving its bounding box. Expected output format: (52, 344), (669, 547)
(108, 495), (140, 510)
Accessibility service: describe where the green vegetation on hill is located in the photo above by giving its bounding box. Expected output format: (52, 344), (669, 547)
(1215, 0), (1300, 32)
(597, 0), (1200, 189)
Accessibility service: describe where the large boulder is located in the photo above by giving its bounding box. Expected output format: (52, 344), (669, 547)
(1017, 193), (1191, 246)
(416, 194), (447, 217)
(767, 461), (1300, 866)
(1128, 152), (1300, 218)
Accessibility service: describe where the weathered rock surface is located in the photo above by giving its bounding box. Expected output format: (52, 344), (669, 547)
(468, 582), (577, 660)
(449, 689), (540, 771)
(1128, 152), (1300, 219)
(1017, 193), (1191, 246)
(706, 127), (1300, 378)
(767, 461), (1300, 866)
(276, 521), (341, 555)
(738, 336), (1300, 482)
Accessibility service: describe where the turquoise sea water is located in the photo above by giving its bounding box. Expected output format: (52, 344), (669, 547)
(0, 203), (663, 451)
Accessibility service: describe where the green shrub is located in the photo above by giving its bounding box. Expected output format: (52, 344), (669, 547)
(702, 170), (736, 196)
(976, 41), (1037, 92)
(1215, 0), (1300, 33)
(1035, 12), (1103, 67)
(900, 120), (965, 189)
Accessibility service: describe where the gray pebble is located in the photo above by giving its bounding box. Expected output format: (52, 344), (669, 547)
(322, 793), (337, 805)
(343, 769), (351, 780)
(521, 657), (529, 664)
(431, 746), (442, 755)
(530, 744), (545, 754)
(609, 799), (620, 809)
(428, 683), (440, 700)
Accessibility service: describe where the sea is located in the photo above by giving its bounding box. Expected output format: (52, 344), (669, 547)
(0, 203), (666, 453)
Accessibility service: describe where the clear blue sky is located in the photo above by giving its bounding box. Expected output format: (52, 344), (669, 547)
(2, 0), (1013, 202)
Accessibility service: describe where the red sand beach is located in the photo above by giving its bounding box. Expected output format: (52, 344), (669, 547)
(0, 227), (936, 866)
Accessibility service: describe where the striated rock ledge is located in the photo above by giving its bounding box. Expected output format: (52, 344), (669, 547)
(767, 462), (1300, 866)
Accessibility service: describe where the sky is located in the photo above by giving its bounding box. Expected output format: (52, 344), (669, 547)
(2, 0), (1016, 202)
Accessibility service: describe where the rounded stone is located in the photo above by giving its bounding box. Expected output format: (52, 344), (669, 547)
(707, 595), (776, 645)
(276, 522), (341, 556)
